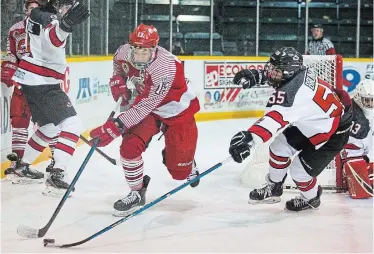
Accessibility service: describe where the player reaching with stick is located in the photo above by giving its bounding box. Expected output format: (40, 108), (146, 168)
(228, 47), (353, 211)
(90, 24), (201, 217)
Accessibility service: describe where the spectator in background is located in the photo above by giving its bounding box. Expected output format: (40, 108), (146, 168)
(164, 39), (186, 55)
(307, 24), (336, 55)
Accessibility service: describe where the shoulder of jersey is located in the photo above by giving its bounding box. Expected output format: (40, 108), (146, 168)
(274, 67), (308, 107)
(352, 101), (370, 139)
(30, 7), (58, 28)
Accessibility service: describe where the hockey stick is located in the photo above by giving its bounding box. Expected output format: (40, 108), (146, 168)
(79, 135), (116, 165)
(17, 99), (122, 239)
(78, 98), (123, 166)
(43, 156), (233, 248)
(16, 138), (100, 239)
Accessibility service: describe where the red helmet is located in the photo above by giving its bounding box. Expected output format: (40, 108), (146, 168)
(129, 24), (160, 48)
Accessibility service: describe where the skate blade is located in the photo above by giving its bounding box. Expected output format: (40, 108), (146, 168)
(284, 206), (320, 212)
(248, 196), (281, 205)
(112, 206), (142, 217)
(17, 225), (40, 238)
(42, 186), (72, 198)
(11, 177), (44, 185)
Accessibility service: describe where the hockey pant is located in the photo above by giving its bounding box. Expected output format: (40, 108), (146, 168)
(21, 84), (82, 170)
(343, 158), (373, 199)
(120, 114), (198, 191)
(266, 126), (349, 200)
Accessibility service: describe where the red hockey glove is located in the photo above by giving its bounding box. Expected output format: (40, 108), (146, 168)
(1, 61), (18, 87)
(89, 119), (124, 147)
(109, 75), (132, 106)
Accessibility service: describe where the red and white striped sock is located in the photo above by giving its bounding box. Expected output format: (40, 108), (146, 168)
(12, 127), (29, 159)
(121, 156), (144, 191)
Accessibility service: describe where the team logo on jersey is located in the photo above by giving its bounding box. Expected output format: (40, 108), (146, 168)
(121, 62), (130, 75)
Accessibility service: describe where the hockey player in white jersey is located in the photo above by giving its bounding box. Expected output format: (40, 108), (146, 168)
(341, 79), (373, 199)
(229, 47), (353, 211)
(11, 0), (89, 196)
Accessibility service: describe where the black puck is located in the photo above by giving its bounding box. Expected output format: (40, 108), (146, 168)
(43, 238), (55, 246)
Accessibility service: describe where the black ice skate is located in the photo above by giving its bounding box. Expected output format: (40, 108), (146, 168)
(4, 156), (44, 184)
(248, 173), (287, 204)
(43, 168), (74, 197)
(46, 155), (55, 172)
(187, 160), (200, 188)
(113, 175), (151, 217)
(285, 185), (322, 212)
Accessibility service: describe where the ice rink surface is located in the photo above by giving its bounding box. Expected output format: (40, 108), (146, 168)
(1, 119), (373, 253)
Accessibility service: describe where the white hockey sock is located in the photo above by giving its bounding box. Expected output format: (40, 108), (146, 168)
(268, 149), (291, 183)
(22, 124), (60, 165)
(54, 116), (82, 170)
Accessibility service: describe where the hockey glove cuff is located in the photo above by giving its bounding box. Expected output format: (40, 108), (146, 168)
(109, 75), (132, 106)
(89, 119), (124, 147)
(229, 131), (254, 163)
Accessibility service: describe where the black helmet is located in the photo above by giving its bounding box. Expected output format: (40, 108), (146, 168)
(265, 47), (303, 87)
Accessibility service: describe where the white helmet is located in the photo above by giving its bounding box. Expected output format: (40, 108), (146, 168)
(352, 79), (374, 117)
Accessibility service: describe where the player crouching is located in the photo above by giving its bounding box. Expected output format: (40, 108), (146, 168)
(229, 47), (353, 211)
(90, 24), (200, 217)
(341, 79), (373, 199)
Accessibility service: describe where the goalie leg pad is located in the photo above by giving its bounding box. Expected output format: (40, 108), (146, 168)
(344, 159), (373, 199)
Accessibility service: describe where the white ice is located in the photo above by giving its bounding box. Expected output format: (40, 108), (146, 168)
(1, 119), (373, 253)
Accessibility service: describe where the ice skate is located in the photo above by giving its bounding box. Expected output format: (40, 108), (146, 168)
(113, 175), (151, 217)
(285, 185), (322, 212)
(187, 161), (200, 188)
(43, 168), (74, 198)
(4, 156), (44, 184)
(248, 173), (287, 204)
(46, 155), (55, 172)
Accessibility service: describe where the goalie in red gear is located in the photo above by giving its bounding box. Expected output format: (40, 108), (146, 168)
(90, 24), (201, 217)
(2, 0), (58, 178)
(341, 79), (373, 199)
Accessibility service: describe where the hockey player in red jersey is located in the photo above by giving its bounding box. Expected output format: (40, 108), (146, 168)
(341, 79), (373, 199)
(2, 0), (58, 181)
(229, 47), (353, 211)
(90, 24), (200, 216)
(10, 0), (89, 196)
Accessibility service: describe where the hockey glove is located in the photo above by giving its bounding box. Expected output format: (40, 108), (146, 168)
(60, 2), (90, 33)
(229, 131), (254, 163)
(89, 119), (124, 147)
(233, 69), (266, 89)
(1, 61), (18, 87)
(109, 75), (132, 106)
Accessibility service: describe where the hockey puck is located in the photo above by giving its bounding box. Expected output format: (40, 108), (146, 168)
(43, 238), (55, 246)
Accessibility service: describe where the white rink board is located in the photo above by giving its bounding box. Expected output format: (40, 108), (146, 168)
(1, 58), (373, 164)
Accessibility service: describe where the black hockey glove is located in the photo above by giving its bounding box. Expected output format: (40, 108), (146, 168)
(233, 69), (266, 89)
(60, 2), (90, 33)
(229, 131), (254, 163)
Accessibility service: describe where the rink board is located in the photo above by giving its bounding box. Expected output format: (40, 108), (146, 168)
(1, 56), (373, 178)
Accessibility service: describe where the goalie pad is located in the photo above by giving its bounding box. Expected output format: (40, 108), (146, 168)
(343, 158), (373, 199)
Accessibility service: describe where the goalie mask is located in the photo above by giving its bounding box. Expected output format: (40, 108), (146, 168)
(264, 47), (304, 88)
(129, 24), (160, 70)
(352, 79), (374, 118)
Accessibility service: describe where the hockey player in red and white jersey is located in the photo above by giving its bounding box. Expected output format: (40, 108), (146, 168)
(2, 0), (57, 180)
(341, 79), (373, 199)
(90, 24), (200, 216)
(10, 0), (89, 196)
(229, 47), (353, 211)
